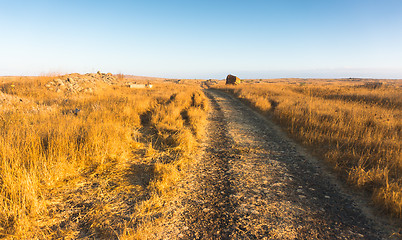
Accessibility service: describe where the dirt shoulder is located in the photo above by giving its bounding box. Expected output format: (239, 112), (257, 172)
(162, 88), (397, 239)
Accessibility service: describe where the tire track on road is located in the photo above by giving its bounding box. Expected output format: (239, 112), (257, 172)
(179, 90), (238, 239)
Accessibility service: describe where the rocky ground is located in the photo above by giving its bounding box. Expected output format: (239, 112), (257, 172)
(160, 89), (399, 239)
(44, 72), (117, 94)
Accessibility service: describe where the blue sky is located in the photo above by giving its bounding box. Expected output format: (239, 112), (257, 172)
(1, 0), (401, 79)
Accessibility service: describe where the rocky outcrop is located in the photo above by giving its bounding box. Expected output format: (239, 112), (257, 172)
(226, 74), (241, 85)
(45, 72), (117, 94)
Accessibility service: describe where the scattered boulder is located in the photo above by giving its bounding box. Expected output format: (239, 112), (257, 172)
(226, 74), (241, 85)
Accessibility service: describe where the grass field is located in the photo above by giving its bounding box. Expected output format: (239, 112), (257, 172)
(214, 79), (402, 218)
(0, 75), (208, 238)
(1, 74), (401, 238)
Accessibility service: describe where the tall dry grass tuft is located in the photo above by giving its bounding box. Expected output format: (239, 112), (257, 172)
(215, 80), (402, 218)
(0, 76), (209, 238)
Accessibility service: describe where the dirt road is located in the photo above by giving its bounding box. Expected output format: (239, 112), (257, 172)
(161, 89), (394, 239)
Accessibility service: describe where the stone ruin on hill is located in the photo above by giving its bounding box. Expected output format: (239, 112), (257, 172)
(45, 72), (117, 94)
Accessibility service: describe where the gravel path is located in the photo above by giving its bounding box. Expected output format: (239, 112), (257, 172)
(161, 89), (393, 239)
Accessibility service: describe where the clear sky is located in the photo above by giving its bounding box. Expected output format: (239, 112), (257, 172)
(1, 0), (402, 79)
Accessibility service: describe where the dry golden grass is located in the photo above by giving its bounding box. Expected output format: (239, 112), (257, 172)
(0, 75), (208, 238)
(215, 79), (402, 218)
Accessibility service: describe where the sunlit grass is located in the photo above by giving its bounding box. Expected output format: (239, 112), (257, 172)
(0, 75), (209, 238)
